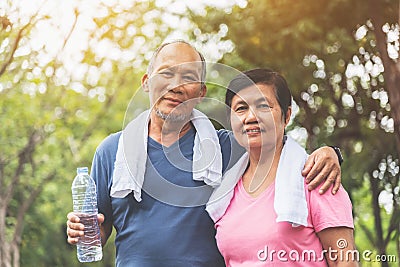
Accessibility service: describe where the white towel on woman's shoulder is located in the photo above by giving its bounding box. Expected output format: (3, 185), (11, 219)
(206, 136), (309, 227)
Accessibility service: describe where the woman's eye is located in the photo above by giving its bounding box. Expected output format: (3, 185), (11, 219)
(258, 104), (271, 109)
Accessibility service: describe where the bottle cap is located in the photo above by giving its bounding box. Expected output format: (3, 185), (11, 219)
(77, 167), (89, 175)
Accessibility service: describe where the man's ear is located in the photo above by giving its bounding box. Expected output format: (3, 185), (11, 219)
(285, 106), (292, 126)
(195, 84), (207, 104)
(142, 74), (149, 92)
(199, 84), (207, 98)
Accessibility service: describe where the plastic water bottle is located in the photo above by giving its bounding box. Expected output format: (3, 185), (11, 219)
(71, 167), (103, 262)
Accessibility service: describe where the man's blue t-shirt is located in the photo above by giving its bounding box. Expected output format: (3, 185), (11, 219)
(91, 127), (242, 266)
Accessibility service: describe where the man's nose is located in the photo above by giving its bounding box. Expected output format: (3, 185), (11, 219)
(166, 75), (184, 93)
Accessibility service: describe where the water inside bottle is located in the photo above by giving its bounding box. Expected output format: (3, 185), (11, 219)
(76, 213), (102, 262)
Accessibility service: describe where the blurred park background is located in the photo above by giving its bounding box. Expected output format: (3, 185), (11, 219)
(1, 0), (399, 266)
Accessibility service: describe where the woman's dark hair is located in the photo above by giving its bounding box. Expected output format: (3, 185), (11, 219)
(225, 68), (292, 121)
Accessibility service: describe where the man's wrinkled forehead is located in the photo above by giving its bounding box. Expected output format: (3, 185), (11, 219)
(156, 62), (203, 76)
(150, 42), (203, 70)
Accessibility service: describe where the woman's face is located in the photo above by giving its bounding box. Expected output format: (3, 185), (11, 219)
(230, 83), (291, 152)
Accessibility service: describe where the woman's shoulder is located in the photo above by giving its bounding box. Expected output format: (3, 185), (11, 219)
(305, 180), (354, 232)
(305, 180), (351, 203)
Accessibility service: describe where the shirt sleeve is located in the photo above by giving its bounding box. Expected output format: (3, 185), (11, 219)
(308, 183), (354, 232)
(90, 132), (120, 225)
(91, 150), (113, 225)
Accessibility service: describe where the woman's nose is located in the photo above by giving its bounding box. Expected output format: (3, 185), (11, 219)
(245, 107), (258, 123)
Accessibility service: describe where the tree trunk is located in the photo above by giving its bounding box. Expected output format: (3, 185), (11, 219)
(370, 177), (389, 267)
(370, 0), (400, 158)
(11, 243), (19, 267)
(0, 242), (21, 267)
(397, 222), (400, 267)
(0, 243), (11, 267)
(369, 2), (400, 266)
(0, 204), (11, 267)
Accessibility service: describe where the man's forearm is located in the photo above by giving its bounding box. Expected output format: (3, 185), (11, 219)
(100, 222), (112, 246)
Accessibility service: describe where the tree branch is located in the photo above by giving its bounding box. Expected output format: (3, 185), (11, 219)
(3, 130), (43, 210)
(357, 218), (376, 246)
(0, 22), (29, 77)
(59, 8), (79, 53)
(0, 156), (5, 195)
(12, 171), (57, 247)
(384, 172), (400, 247)
(370, 175), (387, 254)
(384, 206), (400, 247)
(0, 2), (50, 78)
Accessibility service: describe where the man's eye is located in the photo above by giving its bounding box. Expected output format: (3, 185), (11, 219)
(183, 75), (197, 82)
(235, 106), (247, 112)
(160, 71), (173, 77)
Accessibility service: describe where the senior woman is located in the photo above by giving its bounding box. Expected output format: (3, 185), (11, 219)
(207, 69), (357, 266)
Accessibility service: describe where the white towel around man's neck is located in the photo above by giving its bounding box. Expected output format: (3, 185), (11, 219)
(206, 136), (309, 227)
(110, 109), (223, 202)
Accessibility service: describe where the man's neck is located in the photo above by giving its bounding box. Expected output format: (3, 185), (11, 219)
(148, 110), (193, 147)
